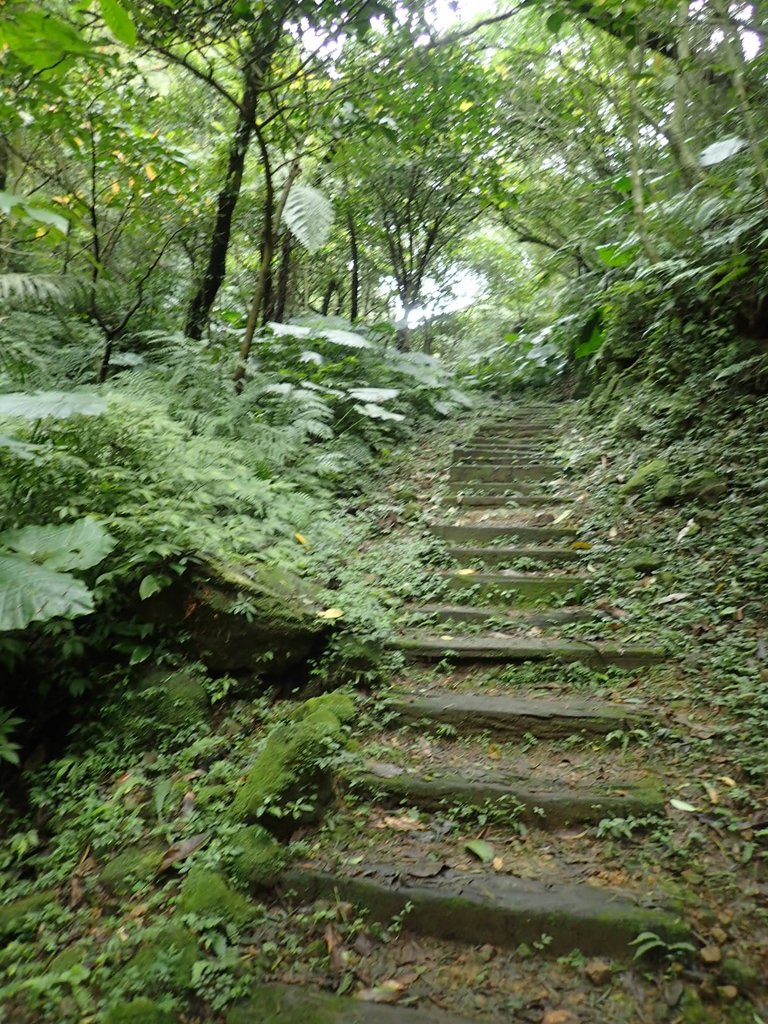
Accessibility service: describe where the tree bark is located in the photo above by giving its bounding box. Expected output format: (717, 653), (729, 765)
(185, 68), (260, 340)
(347, 209), (359, 322)
(272, 231), (293, 323)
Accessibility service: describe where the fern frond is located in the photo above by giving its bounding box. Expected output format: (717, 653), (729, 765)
(0, 274), (80, 307)
(283, 184), (334, 253)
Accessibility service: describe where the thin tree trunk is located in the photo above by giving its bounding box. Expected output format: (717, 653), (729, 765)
(668, 1), (706, 187)
(347, 209), (359, 322)
(272, 232), (293, 323)
(627, 46), (661, 264)
(321, 278), (338, 316)
(185, 70), (259, 339)
(234, 160), (300, 390)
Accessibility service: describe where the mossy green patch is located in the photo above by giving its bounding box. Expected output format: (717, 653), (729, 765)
(683, 469), (727, 501)
(292, 690), (356, 725)
(103, 997), (175, 1024)
(0, 890), (56, 937)
(177, 867), (253, 926)
(653, 474), (683, 504)
(622, 458), (670, 496)
(126, 922), (200, 992)
(225, 986), (347, 1024)
(99, 844), (164, 896)
(230, 707), (346, 831)
(137, 667), (209, 728)
(229, 825), (286, 889)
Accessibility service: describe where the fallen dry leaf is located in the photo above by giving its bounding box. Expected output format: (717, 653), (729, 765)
(378, 814), (427, 832)
(158, 833), (209, 872)
(356, 979), (406, 1004)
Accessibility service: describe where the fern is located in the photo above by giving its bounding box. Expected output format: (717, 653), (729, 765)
(283, 183), (334, 254)
(0, 273), (81, 307)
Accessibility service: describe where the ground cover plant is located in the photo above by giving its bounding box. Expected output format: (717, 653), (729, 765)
(2, 0), (768, 1022)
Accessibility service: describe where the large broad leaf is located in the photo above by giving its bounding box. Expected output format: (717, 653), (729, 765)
(0, 390), (107, 420)
(1, 517), (117, 572)
(99, 0), (137, 44)
(0, 555), (94, 631)
(348, 387), (399, 403)
(354, 403), (405, 422)
(267, 322), (311, 339)
(283, 184), (334, 254)
(699, 136), (747, 168)
(320, 329), (372, 349)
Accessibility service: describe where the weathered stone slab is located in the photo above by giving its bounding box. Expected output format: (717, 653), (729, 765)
(404, 603), (595, 627)
(281, 868), (687, 957)
(446, 544), (580, 564)
(442, 494), (575, 508)
(350, 770), (664, 826)
(442, 569), (586, 604)
(393, 692), (644, 737)
(431, 523), (577, 542)
(394, 634), (664, 669)
(226, 986), (478, 1024)
(450, 464), (562, 483)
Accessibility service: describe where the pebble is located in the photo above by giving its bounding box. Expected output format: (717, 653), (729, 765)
(585, 958), (612, 986)
(717, 985), (739, 1003)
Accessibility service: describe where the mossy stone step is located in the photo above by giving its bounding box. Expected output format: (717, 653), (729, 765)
(452, 451), (552, 464)
(431, 523), (577, 542)
(447, 544), (580, 564)
(442, 569), (585, 604)
(281, 868), (686, 958)
(226, 985), (478, 1024)
(394, 634), (663, 669)
(349, 769), (663, 826)
(404, 603), (595, 627)
(393, 692), (646, 737)
(450, 465), (563, 483)
(448, 478), (541, 494)
(443, 494), (574, 508)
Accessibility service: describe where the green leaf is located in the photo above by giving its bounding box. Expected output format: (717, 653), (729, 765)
(0, 554), (94, 631)
(1, 518), (116, 572)
(129, 644), (152, 665)
(99, 0), (137, 45)
(546, 11), (566, 33)
(283, 184), (334, 254)
(596, 243), (636, 269)
(464, 838), (494, 864)
(139, 573), (169, 600)
(354, 402), (405, 422)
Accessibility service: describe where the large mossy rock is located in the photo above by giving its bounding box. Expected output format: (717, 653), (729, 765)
(124, 922), (200, 993)
(104, 997), (175, 1024)
(99, 843), (165, 896)
(230, 692), (354, 836)
(143, 560), (326, 674)
(229, 825), (287, 890)
(621, 459), (670, 496)
(177, 867), (254, 927)
(0, 890), (56, 937)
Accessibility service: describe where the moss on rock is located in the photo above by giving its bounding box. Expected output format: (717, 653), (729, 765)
(622, 459), (670, 496)
(683, 470), (728, 501)
(230, 708), (346, 832)
(293, 691), (356, 725)
(653, 474), (683, 504)
(177, 867), (253, 926)
(136, 667), (209, 729)
(626, 550), (664, 573)
(0, 890), (55, 937)
(229, 825), (286, 889)
(225, 987), (347, 1024)
(104, 997), (175, 1024)
(100, 844), (164, 896)
(127, 922), (200, 991)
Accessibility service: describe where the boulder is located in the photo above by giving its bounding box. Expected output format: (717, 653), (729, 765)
(682, 470), (727, 501)
(99, 843), (165, 896)
(177, 867), (254, 927)
(230, 692), (353, 836)
(143, 560), (326, 674)
(229, 824), (287, 889)
(104, 998), (175, 1024)
(621, 459), (670, 496)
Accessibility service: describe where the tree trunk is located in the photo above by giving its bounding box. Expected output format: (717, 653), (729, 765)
(185, 70), (259, 340)
(627, 46), (661, 264)
(272, 232), (293, 323)
(321, 278), (338, 316)
(234, 160), (300, 390)
(347, 210), (359, 322)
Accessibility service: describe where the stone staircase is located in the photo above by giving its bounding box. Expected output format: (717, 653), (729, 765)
(279, 403), (686, 1022)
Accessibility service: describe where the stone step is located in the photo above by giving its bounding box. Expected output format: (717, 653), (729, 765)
(442, 569), (586, 604)
(226, 985), (478, 1024)
(443, 494), (574, 508)
(393, 692), (646, 737)
(450, 465), (564, 483)
(394, 634), (663, 669)
(431, 523), (577, 543)
(281, 868), (687, 958)
(404, 603), (596, 627)
(349, 769), (663, 827)
(453, 450), (552, 464)
(448, 481), (569, 496)
(473, 427), (556, 439)
(447, 544), (580, 565)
